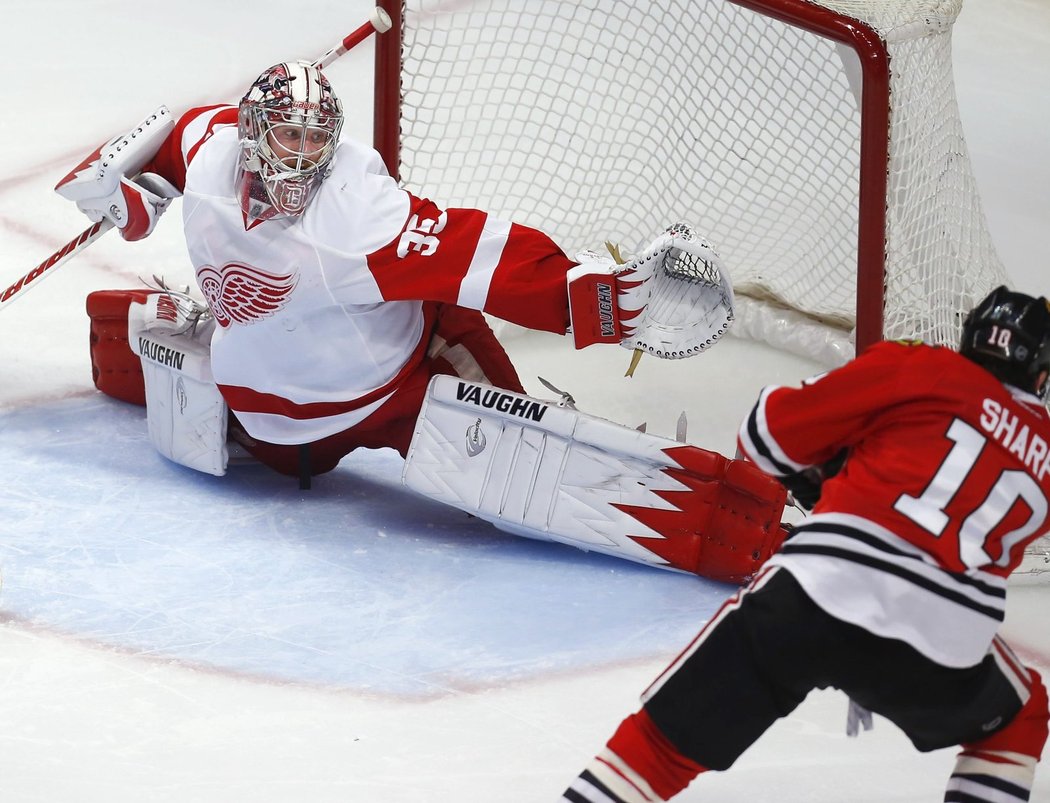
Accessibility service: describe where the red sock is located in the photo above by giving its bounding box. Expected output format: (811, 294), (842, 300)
(604, 708), (707, 800)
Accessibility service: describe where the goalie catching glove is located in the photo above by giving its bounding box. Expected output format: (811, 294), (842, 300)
(55, 106), (180, 241)
(567, 223), (735, 358)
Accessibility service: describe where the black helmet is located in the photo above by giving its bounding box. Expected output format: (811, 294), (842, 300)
(960, 285), (1050, 399)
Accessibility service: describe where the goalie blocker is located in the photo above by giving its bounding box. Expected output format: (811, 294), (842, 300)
(86, 289), (785, 583)
(404, 376), (787, 583)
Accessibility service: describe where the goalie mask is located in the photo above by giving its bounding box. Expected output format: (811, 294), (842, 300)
(960, 285), (1050, 399)
(237, 61), (343, 219)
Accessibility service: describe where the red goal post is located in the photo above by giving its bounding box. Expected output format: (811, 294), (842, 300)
(371, 0), (1009, 366)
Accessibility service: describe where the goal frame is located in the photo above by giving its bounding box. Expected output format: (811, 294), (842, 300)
(371, 0), (891, 356)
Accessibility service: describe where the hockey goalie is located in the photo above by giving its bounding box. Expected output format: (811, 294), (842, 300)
(66, 60), (786, 584)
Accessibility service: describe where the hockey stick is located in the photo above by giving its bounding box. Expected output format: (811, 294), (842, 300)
(0, 7), (393, 315)
(314, 7), (392, 69)
(0, 220), (114, 311)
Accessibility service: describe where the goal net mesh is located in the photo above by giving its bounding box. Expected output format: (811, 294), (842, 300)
(382, 0), (1049, 577)
(387, 0), (1009, 365)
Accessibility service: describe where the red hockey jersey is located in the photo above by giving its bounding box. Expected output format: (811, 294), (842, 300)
(738, 340), (1050, 667)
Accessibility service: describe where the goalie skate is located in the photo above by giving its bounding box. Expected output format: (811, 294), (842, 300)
(403, 376), (787, 583)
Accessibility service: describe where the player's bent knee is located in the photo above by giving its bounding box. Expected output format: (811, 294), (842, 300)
(968, 669), (1049, 760)
(945, 669), (1048, 802)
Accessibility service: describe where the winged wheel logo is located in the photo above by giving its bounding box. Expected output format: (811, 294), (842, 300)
(196, 262), (298, 327)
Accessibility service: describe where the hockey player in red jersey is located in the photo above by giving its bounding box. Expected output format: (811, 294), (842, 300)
(561, 286), (1050, 802)
(58, 61), (787, 584)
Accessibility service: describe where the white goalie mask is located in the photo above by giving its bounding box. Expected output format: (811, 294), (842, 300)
(237, 61), (344, 219)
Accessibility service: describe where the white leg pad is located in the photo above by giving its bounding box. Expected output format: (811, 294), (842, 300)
(129, 293), (228, 476)
(402, 375), (787, 577)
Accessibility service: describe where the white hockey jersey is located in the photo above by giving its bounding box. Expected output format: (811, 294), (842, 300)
(146, 105), (576, 445)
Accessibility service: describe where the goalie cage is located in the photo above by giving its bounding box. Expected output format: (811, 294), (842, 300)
(371, 0), (1049, 581)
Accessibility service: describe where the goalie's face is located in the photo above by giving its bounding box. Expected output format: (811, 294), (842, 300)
(237, 60), (344, 218)
(258, 108), (340, 178)
(266, 122), (333, 170)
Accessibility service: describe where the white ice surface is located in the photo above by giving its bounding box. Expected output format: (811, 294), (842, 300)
(0, 1), (1048, 801)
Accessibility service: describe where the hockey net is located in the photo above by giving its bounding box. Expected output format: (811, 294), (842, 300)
(372, 0), (1050, 579)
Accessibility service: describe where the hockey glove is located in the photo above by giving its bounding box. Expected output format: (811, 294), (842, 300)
(780, 448), (848, 511)
(76, 173), (180, 242)
(55, 106), (178, 241)
(567, 223), (734, 358)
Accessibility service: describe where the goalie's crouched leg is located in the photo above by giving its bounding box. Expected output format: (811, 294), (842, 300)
(86, 289), (156, 405)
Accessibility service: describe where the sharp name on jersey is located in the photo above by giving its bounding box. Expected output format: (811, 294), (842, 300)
(738, 341), (1050, 667)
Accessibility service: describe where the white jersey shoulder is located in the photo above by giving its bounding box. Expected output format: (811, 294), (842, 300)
(303, 138), (412, 258)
